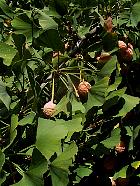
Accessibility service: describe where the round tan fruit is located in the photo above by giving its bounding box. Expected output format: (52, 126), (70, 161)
(115, 141), (126, 153)
(118, 41), (133, 62)
(118, 40), (127, 50)
(128, 43), (133, 50)
(78, 81), (91, 95)
(43, 100), (56, 117)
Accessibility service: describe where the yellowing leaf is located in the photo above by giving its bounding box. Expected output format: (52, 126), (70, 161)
(131, 161), (140, 169)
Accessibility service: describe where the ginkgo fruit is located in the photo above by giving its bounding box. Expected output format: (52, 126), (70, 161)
(43, 100), (56, 117)
(118, 40), (127, 50)
(78, 81), (91, 95)
(115, 141), (126, 153)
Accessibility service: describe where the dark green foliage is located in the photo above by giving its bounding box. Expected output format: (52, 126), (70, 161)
(1, 0), (140, 185)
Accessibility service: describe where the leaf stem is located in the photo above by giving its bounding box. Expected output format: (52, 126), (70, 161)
(51, 75), (55, 102)
(80, 69), (82, 82)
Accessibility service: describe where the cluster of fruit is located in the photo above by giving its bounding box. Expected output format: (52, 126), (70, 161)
(42, 41), (133, 118)
(97, 16), (133, 64)
(96, 40), (133, 64)
(118, 40), (133, 61)
(43, 80), (91, 117)
(42, 15), (134, 119)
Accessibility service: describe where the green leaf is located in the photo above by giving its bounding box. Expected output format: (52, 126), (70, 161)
(98, 56), (117, 78)
(44, 116), (82, 142)
(129, 136), (133, 151)
(76, 166), (92, 178)
(36, 118), (68, 159)
(37, 29), (64, 51)
(43, 7), (61, 18)
(105, 89), (139, 117)
(131, 161), (140, 170)
(85, 77), (109, 111)
(54, 95), (69, 116)
(103, 32), (118, 51)
(50, 142), (78, 186)
(117, 94), (140, 117)
(113, 165), (129, 179)
(0, 42), (17, 66)
(94, 9), (104, 26)
(13, 173), (43, 186)
(0, 151), (5, 184)
(106, 76), (122, 95)
(133, 125), (140, 140)
(12, 14), (39, 41)
(9, 114), (18, 146)
(130, 2), (140, 27)
(39, 11), (58, 30)
(125, 126), (133, 137)
(11, 114), (18, 133)
(74, 166), (92, 183)
(106, 88), (126, 100)
(13, 148), (47, 186)
(102, 128), (120, 149)
(50, 167), (68, 186)
(117, 11), (130, 26)
(19, 112), (36, 126)
(49, 0), (68, 16)
(26, 66), (40, 98)
(102, 96), (120, 114)
(28, 148), (48, 177)
(0, 150), (5, 171)
(125, 127), (133, 150)
(64, 116), (83, 141)
(88, 52), (96, 58)
(0, 80), (11, 109)
(12, 14), (32, 31)
(12, 34), (26, 58)
(51, 142), (78, 170)
(0, 171), (6, 185)
(0, 0), (14, 18)
(71, 96), (85, 114)
(78, 26), (90, 38)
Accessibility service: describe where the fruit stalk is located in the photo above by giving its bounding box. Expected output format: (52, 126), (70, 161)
(51, 75), (55, 102)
